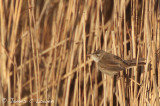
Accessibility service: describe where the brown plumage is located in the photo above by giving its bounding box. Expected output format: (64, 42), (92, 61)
(90, 50), (146, 76)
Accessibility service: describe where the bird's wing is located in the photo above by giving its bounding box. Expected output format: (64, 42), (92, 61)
(98, 60), (125, 76)
(98, 61), (125, 71)
(104, 53), (130, 66)
(98, 52), (130, 70)
(98, 53), (125, 71)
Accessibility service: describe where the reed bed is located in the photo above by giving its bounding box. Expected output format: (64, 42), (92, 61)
(0, 0), (160, 106)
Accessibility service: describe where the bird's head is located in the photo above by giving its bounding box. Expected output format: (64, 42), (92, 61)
(88, 50), (105, 62)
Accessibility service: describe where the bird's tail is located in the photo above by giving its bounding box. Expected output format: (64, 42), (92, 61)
(127, 58), (146, 66)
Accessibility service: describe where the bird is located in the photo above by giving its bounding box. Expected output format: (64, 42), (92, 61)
(89, 50), (146, 76)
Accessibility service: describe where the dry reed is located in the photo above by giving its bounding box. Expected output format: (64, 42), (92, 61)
(0, 0), (160, 106)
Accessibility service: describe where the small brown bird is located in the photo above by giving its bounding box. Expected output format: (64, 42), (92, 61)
(89, 50), (146, 76)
